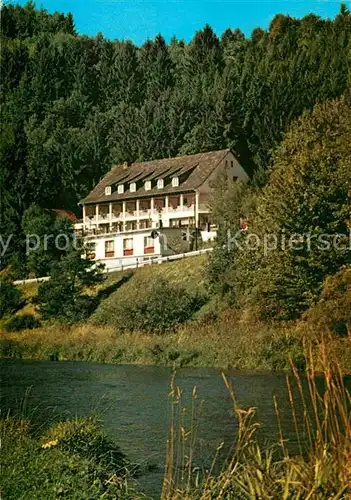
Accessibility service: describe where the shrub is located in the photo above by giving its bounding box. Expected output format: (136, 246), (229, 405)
(0, 282), (22, 318)
(4, 314), (41, 332)
(41, 417), (127, 474)
(259, 331), (306, 371)
(107, 277), (206, 334)
(305, 267), (351, 337)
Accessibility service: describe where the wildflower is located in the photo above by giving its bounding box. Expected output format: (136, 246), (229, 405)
(42, 439), (58, 449)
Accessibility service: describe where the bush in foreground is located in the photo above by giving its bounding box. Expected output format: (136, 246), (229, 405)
(0, 416), (138, 500)
(42, 416), (127, 473)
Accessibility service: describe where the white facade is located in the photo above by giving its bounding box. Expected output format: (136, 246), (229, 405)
(75, 150), (249, 268)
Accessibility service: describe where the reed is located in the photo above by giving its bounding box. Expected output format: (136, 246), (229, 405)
(161, 337), (351, 499)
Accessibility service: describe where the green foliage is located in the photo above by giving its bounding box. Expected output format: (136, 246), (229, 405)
(0, 417), (138, 500)
(305, 267), (351, 337)
(1, 3), (351, 279)
(97, 276), (206, 333)
(0, 281), (22, 318)
(21, 204), (74, 277)
(4, 314), (40, 332)
(211, 94), (351, 320)
(42, 416), (127, 473)
(37, 247), (104, 323)
(259, 331), (306, 371)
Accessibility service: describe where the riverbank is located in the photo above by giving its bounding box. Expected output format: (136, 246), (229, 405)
(1, 317), (351, 372)
(2, 255), (350, 372)
(1, 416), (142, 500)
(2, 347), (350, 499)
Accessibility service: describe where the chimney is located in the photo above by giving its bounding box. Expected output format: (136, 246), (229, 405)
(122, 161), (129, 170)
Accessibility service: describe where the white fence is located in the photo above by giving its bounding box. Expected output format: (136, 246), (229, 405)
(13, 248), (213, 286)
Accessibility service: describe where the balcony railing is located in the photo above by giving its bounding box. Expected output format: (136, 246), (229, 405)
(90, 205), (200, 221)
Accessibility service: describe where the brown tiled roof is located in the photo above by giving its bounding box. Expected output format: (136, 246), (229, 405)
(50, 209), (79, 224)
(80, 149), (232, 205)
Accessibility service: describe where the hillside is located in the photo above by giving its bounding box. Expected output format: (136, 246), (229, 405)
(2, 3), (351, 277)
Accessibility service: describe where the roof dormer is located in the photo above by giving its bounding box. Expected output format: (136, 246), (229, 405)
(105, 186), (111, 196)
(172, 177), (179, 187)
(118, 184), (124, 194)
(157, 179), (164, 189)
(130, 182), (136, 192)
(145, 180), (151, 191)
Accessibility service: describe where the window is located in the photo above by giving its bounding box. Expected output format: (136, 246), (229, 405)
(105, 240), (114, 258)
(145, 180), (151, 191)
(126, 201), (136, 214)
(172, 177), (179, 187)
(112, 203), (122, 217)
(99, 205), (109, 218)
(225, 160), (228, 168)
(139, 219), (151, 229)
(112, 221), (123, 233)
(157, 179), (164, 189)
(231, 160), (234, 168)
(144, 236), (154, 254)
(118, 184), (124, 194)
(105, 186), (111, 196)
(130, 182), (136, 192)
(233, 175), (238, 182)
(123, 238), (133, 256)
(125, 221), (137, 231)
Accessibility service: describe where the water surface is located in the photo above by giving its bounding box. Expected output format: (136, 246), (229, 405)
(0, 359), (318, 497)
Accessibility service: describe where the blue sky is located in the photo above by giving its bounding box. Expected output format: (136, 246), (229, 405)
(22, 0), (349, 44)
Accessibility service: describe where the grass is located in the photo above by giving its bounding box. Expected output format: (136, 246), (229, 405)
(2, 254), (350, 371)
(2, 316), (351, 371)
(0, 415), (142, 499)
(0, 318), (303, 369)
(2, 339), (350, 499)
(98, 254), (208, 295)
(162, 342), (351, 499)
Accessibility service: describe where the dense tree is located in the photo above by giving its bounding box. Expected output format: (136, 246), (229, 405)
(21, 204), (74, 277)
(37, 247), (104, 322)
(1, 1), (350, 280)
(211, 94), (351, 319)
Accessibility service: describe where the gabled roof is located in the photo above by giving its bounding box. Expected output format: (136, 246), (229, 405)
(80, 149), (233, 205)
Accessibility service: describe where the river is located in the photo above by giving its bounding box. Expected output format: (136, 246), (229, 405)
(0, 359), (323, 497)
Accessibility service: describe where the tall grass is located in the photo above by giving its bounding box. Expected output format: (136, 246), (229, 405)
(161, 338), (351, 499)
(0, 316), (308, 370)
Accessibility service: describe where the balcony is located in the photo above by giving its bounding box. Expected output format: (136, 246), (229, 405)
(97, 214), (109, 222)
(168, 204), (195, 213)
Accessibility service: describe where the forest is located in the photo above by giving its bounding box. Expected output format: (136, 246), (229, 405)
(1, 1), (351, 277)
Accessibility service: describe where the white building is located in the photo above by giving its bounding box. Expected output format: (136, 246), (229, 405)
(75, 149), (249, 270)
